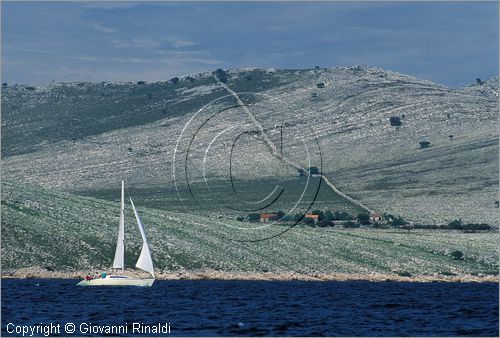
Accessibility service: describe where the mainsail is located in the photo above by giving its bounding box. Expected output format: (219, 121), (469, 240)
(130, 198), (155, 278)
(112, 181), (125, 272)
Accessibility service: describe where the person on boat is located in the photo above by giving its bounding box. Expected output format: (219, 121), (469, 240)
(94, 272), (100, 279)
(85, 274), (92, 281)
(101, 271), (107, 279)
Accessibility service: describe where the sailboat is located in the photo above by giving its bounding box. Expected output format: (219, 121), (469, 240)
(77, 181), (155, 287)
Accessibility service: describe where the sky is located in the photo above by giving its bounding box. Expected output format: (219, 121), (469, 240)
(1, 1), (498, 87)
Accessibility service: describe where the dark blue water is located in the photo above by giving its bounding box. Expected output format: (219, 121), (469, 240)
(1, 279), (498, 336)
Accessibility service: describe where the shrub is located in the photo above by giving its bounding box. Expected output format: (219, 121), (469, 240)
(214, 69), (228, 83)
(276, 210), (285, 220)
(343, 221), (360, 228)
(419, 141), (431, 149)
(391, 216), (407, 227)
(137, 81), (145, 85)
(316, 83), (325, 88)
(447, 219), (462, 229)
(236, 216), (244, 222)
(334, 211), (352, 221)
(317, 219), (334, 227)
(462, 223), (491, 231)
(357, 212), (371, 225)
(389, 116), (402, 126)
(308, 166), (320, 175)
(2, 83), (7, 87)
(325, 211), (334, 221)
(372, 222), (389, 229)
(171, 77), (179, 84)
(248, 213), (260, 222)
(451, 250), (464, 260)
(476, 78), (483, 85)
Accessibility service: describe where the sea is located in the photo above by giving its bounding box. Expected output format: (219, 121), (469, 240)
(1, 279), (498, 336)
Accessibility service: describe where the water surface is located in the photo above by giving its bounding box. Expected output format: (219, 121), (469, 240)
(2, 279), (498, 336)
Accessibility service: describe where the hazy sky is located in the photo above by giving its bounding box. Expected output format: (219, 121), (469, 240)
(2, 1), (498, 87)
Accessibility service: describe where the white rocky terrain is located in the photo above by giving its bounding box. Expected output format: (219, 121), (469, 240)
(2, 66), (498, 224)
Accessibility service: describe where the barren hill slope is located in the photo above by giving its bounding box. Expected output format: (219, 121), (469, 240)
(1, 66), (498, 224)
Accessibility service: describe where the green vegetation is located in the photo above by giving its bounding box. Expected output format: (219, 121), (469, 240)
(419, 141), (431, 149)
(343, 221), (360, 228)
(357, 212), (371, 225)
(389, 116), (402, 126)
(451, 250), (464, 260)
(446, 219), (492, 231)
(248, 213), (261, 222)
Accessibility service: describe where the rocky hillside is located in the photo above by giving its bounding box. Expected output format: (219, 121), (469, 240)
(1, 181), (497, 277)
(1, 66), (498, 224)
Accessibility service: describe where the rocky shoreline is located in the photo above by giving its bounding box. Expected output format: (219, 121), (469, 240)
(1, 267), (498, 283)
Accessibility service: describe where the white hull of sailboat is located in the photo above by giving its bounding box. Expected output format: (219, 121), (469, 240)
(77, 182), (157, 288)
(77, 276), (154, 287)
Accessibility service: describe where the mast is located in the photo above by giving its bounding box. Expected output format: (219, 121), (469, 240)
(112, 180), (125, 274)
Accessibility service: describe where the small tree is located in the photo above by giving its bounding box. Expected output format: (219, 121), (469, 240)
(448, 219), (463, 229)
(325, 211), (334, 221)
(451, 250), (464, 260)
(171, 77), (179, 84)
(308, 167), (320, 175)
(318, 219), (334, 227)
(276, 210), (285, 220)
(334, 211), (352, 221)
(343, 221), (360, 228)
(419, 141), (431, 149)
(476, 78), (483, 85)
(357, 212), (371, 225)
(391, 216), (407, 227)
(316, 83), (325, 88)
(390, 116), (402, 126)
(137, 81), (145, 85)
(248, 213), (260, 222)
(214, 68), (228, 83)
